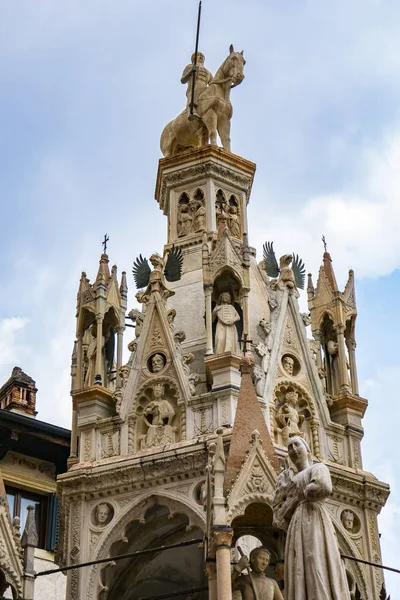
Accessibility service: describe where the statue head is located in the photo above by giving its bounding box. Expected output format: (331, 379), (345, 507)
(153, 383), (165, 400)
(249, 547), (271, 573)
(287, 436), (311, 467)
(342, 510), (355, 532)
(219, 292), (232, 304)
(191, 51), (205, 64)
(327, 340), (338, 355)
(151, 354), (165, 373)
(282, 356), (294, 375)
(285, 390), (298, 406)
(96, 503), (111, 526)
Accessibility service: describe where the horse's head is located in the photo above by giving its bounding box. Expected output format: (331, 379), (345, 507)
(226, 44), (246, 88)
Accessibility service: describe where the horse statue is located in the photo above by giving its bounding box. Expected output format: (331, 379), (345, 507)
(160, 45), (246, 157)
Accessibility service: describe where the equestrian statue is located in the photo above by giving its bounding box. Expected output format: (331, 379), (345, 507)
(160, 45), (245, 157)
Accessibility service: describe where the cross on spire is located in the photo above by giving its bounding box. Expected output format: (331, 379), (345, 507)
(102, 233), (109, 254)
(322, 234), (328, 253)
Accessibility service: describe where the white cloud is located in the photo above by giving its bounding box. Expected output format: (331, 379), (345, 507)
(0, 317), (28, 369)
(250, 130), (400, 286)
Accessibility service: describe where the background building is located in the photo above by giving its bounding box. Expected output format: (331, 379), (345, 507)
(0, 367), (70, 599)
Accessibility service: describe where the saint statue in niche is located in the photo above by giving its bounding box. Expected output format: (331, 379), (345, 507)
(212, 292), (240, 355)
(273, 436), (350, 599)
(228, 205), (241, 238)
(177, 203), (193, 237)
(84, 324), (105, 387)
(141, 384), (176, 449)
(275, 391), (304, 445)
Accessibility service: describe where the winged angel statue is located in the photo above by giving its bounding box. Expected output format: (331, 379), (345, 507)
(132, 247), (183, 290)
(263, 242), (306, 291)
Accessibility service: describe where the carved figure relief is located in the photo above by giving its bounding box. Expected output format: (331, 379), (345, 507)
(281, 354), (300, 377)
(228, 205), (241, 238)
(193, 189), (206, 232)
(212, 292), (240, 354)
(273, 384), (312, 448)
(275, 391), (304, 445)
(181, 353), (200, 396)
(252, 365), (265, 397)
(139, 383), (177, 449)
(177, 203), (193, 237)
(92, 502), (114, 528)
(148, 353), (166, 374)
(101, 429), (119, 459)
(177, 189), (206, 237)
(193, 407), (214, 436)
(341, 510), (361, 535)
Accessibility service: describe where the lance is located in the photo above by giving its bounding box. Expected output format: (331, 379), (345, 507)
(237, 546), (260, 600)
(190, 1), (202, 116)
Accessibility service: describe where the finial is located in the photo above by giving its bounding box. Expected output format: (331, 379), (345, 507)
(322, 234), (327, 253)
(102, 233), (109, 254)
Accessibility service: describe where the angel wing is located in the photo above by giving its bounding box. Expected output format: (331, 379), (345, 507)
(292, 254), (306, 290)
(164, 245), (183, 282)
(263, 241), (279, 278)
(132, 254), (151, 289)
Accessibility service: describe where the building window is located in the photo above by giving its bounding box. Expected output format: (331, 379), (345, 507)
(6, 487), (48, 549)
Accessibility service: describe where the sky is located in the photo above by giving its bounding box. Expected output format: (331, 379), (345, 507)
(0, 0), (399, 593)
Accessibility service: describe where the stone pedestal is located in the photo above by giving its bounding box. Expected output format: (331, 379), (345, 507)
(205, 353), (242, 392)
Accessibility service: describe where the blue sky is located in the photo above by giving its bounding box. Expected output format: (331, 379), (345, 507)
(1, 0), (400, 592)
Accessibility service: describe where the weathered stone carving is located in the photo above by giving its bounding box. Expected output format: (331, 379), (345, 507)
(160, 46), (246, 156)
(193, 198), (206, 232)
(275, 391), (304, 445)
(93, 502), (113, 527)
(177, 203), (193, 237)
(212, 292), (240, 354)
(149, 353), (166, 373)
(341, 509), (360, 535)
(181, 52), (213, 117)
(232, 547), (284, 600)
(252, 365), (265, 397)
(273, 436), (350, 599)
(282, 355), (294, 376)
(141, 384), (176, 449)
(228, 205), (241, 238)
(182, 353), (200, 396)
(84, 324), (104, 387)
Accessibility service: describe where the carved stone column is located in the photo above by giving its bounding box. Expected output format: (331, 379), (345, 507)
(115, 326), (124, 388)
(346, 336), (359, 395)
(213, 527), (233, 600)
(334, 323), (350, 393)
(204, 284), (214, 355)
(95, 314), (104, 384)
(206, 561), (218, 600)
(76, 331), (83, 389)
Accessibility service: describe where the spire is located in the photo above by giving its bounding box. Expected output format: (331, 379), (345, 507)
(322, 250), (339, 292)
(224, 357), (278, 494)
(95, 253), (111, 286)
